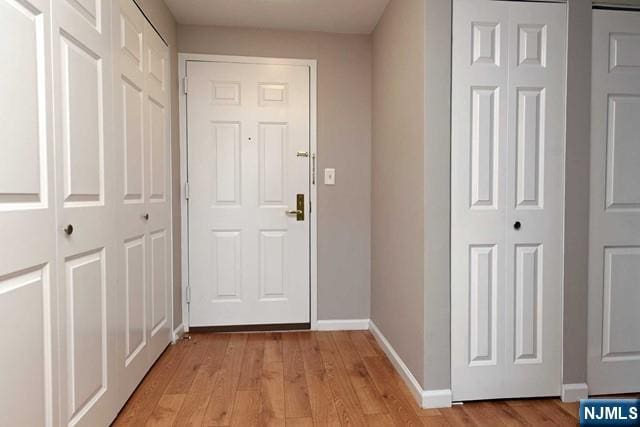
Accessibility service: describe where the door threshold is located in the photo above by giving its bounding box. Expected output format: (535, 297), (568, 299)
(189, 322), (310, 333)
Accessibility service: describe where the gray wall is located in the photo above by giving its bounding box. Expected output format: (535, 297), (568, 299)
(562, 0), (592, 386)
(423, 0), (451, 392)
(177, 25), (372, 320)
(371, 0), (426, 386)
(134, 0), (182, 329)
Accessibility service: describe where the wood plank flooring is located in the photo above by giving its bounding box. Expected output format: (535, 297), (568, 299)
(113, 331), (581, 426)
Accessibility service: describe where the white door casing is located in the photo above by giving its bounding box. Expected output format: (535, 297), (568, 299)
(451, 0), (566, 401)
(588, 9), (640, 395)
(112, 0), (172, 407)
(51, 0), (118, 425)
(186, 60), (311, 326)
(0, 0), (57, 425)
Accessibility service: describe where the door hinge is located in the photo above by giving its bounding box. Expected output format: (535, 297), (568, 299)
(309, 200), (312, 214)
(184, 182), (190, 200)
(186, 286), (191, 304)
(183, 76), (188, 94)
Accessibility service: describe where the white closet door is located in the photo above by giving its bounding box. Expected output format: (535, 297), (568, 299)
(52, 0), (119, 425)
(452, 0), (566, 401)
(588, 9), (640, 395)
(112, 0), (172, 406)
(142, 20), (172, 361)
(0, 0), (58, 425)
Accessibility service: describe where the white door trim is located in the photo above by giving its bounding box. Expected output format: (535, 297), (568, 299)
(178, 53), (318, 330)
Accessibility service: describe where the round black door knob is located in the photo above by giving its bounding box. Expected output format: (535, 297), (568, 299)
(514, 221), (521, 230)
(64, 224), (74, 235)
(143, 213), (149, 220)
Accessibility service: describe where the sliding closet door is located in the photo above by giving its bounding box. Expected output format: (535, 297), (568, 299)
(451, 0), (566, 401)
(0, 0), (58, 425)
(113, 0), (172, 405)
(52, 0), (119, 425)
(588, 9), (640, 395)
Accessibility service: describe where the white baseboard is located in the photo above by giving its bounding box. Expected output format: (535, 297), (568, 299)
(561, 383), (588, 402)
(172, 323), (185, 343)
(369, 320), (452, 409)
(315, 319), (370, 331)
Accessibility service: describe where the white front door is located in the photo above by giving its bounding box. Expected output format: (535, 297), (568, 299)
(451, 0), (566, 400)
(588, 9), (640, 395)
(51, 0), (119, 425)
(187, 60), (311, 326)
(0, 0), (58, 425)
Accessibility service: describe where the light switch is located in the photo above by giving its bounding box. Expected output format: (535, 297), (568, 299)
(324, 168), (335, 185)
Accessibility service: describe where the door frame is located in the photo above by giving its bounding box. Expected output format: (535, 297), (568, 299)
(178, 53), (318, 330)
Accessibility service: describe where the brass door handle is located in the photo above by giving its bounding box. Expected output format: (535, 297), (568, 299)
(286, 194), (305, 221)
(285, 210), (302, 216)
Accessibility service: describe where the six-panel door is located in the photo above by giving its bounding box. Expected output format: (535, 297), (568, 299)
(588, 9), (640, 395)
(187, 61), (311, 326)
(451, 0), (566, 401)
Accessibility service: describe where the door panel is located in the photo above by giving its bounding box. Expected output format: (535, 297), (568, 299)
(0, 0), (57, 425)
(588, 9), (640, 394)
(452, 0), (566, 401)
(187, 61), (310, 326)
(52, 0), (117, 425)
(112, 0), (172, 407)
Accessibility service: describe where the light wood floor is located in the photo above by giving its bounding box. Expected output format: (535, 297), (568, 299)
(113, 331), (581, 426)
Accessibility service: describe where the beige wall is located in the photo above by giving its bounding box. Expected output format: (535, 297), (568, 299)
(133, 0), (182, 328)
(177, 25), (372, 320)
(371, 0), (426, 385)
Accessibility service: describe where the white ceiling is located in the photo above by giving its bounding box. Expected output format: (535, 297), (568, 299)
(163, 0), (390, 34)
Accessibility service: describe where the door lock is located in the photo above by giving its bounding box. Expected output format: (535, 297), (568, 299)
(285, 194), (305, 221)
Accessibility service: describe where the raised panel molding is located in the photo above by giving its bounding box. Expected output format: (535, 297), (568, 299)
(124, 236), (145, 366)
(120, 13), (141, 68)
(211, 230), (242, 301)
(472, 22), (500, 66)
(148, 46), (164, 88)
(150, 230), (167, 336)
(122, 77), (144, 203)
(211, 81), (240, 105)
(516, 88), (545, 208)
(259, 83), (288, 106)
(0, 0), (48, 210)
(259, 123), (287, 205)
(212, 122), (241, 204)
(0, 264), (52, 426)
(65, 249), (107, 424)
(514, 244), (543, 364)
(606, 95), (640, 210)
(148, 97), (166, 202)
(260, 231), (287, 301)
(610, 32), (640, 72)
(602, 247), (640, 361)
(66, 0), (100, 31)
(469, 245), (497, 366)
(470, 87), (499, 209)
(518, 24), (547, 67)
(60, 32), (104, 207)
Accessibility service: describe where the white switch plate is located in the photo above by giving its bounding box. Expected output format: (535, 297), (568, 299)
(324, 168), (335, 185)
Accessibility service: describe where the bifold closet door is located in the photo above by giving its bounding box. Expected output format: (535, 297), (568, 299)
(0, 0), (58, 425)
(588, 9), (640, 395)
(451, 0), (566, 401)
(52, 0), (120, 425)
(113, 0), (172, 406)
